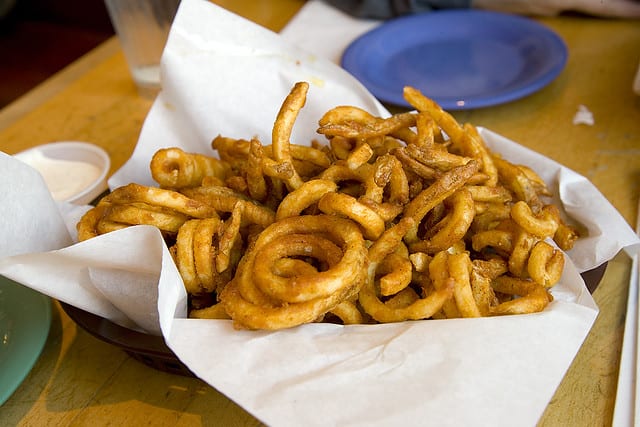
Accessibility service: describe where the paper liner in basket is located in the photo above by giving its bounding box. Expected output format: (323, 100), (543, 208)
(1, 0), (639, 426)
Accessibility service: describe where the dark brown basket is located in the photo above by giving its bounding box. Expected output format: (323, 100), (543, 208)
(60, 301), (194, 377)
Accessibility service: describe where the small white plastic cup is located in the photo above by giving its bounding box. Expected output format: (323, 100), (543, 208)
(14, 142), (110, 205)
(104, 0), (181, 98)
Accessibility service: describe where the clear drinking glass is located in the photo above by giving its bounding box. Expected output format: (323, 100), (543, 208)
(104, 0), (181, 98)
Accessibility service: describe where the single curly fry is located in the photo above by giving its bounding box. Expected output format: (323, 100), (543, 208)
(527, 241), (565, 288)
(517, 164), (552, 197)
(191, 217), (223, 292)
(77, 202), (111, 241)
(174, 219), (200, 294)
(345, 142), (374, 170)
(466, 185), (512, 204)
(289, 144), (332, 168)
(404, 143), (472, 171)
(490, 276), (553, 315)
(105, 204), (188, 234)
(413, 111), (437, 148)
(392, 146), (440, 181)
(245, 138), (268, 202)
(106, 183), (219, 219)
(271, 81), (308, 190)
(276, 179), (338, 220)
(448, 252), (482, 318)
(220, 215), (367, 330)
(368, 217), (415, 264)
(508, 228), (537, 278)
(252, 233), (345, 303)
(471, 229), (514, 254)
(317, 105), (416, 139)
(216, 202), (243, 274)
(318, 192), (386, 240)
(544, 204), (580, 251)
(378, 251), (413, 297)
(150, 147), (230, 189)
(510, 201), (558, 238)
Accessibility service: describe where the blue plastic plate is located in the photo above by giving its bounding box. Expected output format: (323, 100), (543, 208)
(341, 10), (568, 110)
(0, 276), (51, 405)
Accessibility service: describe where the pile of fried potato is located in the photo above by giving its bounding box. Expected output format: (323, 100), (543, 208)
(77, 82), (579, 330)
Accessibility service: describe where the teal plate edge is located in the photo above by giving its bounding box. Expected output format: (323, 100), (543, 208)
(0, 276), (51, 406)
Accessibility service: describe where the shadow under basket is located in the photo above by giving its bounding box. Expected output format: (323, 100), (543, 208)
(59, 261), (608, 377)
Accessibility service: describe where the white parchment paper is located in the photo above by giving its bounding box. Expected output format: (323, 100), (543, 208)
(1, 0), (639, 425)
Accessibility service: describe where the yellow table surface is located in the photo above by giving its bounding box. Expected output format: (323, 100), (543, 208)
(0, 1), (638, 425)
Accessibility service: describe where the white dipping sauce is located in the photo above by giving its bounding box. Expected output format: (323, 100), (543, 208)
(18, 149), (103, 201)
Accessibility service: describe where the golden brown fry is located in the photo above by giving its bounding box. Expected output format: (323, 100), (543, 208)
(220, 215), (367, 330)
(378, 251), (413, 297)
(174, 219), (200, 294)
(77, 202), (111, 241)
(467, 185), (512, 204)
(527, 241), (565, 288)
(105, 204), (188, 234)
(216, 202), (243, 274)
(404, 143), (472, 171)
(252, 233), (344, 303)
(508, 227), (537, 278)
(490, 276), (553, 315)
(192, 217), (222, 291)
(392, 146), (440, 180)
(345, 142), (374, 170)
(106, 183), (219, 219)
(448, 252), (481, 318)
(318, 192), (386, 240)
(510, 201), (558, 238)
(318, 107), (416, 140)
(545, 204), (580, 251)
(245, 138), (269, 202)
(271, 82), (308, 190)
(150, 147), (230, 189)
(275, 179), (338, 220)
